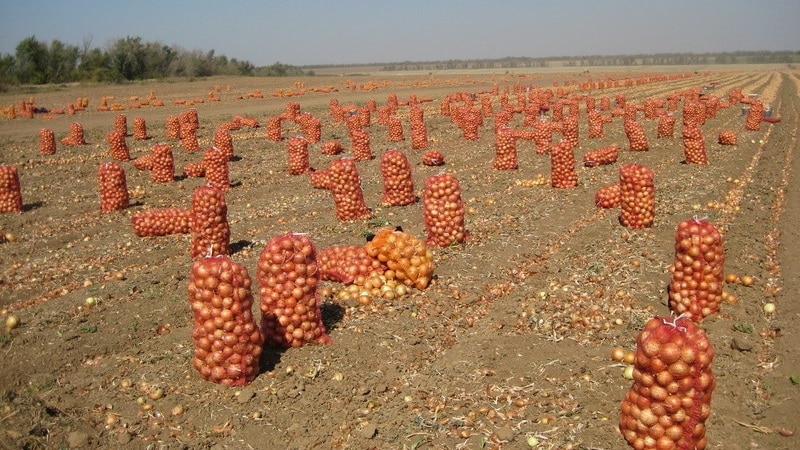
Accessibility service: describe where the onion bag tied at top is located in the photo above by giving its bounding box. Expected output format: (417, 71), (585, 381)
(619, 315), (715, 450)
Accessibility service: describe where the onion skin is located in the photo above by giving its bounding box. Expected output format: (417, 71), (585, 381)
(668, 218), (725, 322)
(189, 255), (263, 386)
(0, 165), (23, 213)
(619, 315), (715, 450)
(257, 233), (331, 348)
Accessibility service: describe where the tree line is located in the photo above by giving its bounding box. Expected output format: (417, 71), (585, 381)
(0, 35), (311, 87)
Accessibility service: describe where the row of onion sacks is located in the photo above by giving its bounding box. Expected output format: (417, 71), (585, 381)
(619, 315), (715, 450)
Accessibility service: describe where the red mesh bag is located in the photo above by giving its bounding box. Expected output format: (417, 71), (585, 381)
(0, 165), (23, 213)
(682, 125), (708, 165)
(166, 116), (182, 139)
(533, 119), (552, 154)
(351, 128), (373, 161)
(624, 119), (649, 151)
(320, 140), (344, 156)
(561, 115), (579, 149)
(150, 143), (175, 183)
(365, 228), (435, 290)
(619, 164), (655, 229)
(298, 114), (321, 143)
(619, 315), (714, 450)
(188, 255), (263, 386)
(181, 126), (200, 152)
(191, 184), (230, 259)
(422, 150), (445, 166)
(583, 144), (618, 167)
(257, 233), (332, 348)
(410, 108), (428, 150)
(422, 173), (466, 247)
(203, 147), (230, 191)
(39, 129), (56, 155)
(309, 168), (331, 190)
(98, 162), (129, 212)
(668, 218), (725, 322)
(717, 130), (736, 146)
(745, 101), (763, 131)
(183, 161), (205, 178)
(380, 149), (416, 206)
(587, 109), (605, 138)
(266, 116), (283, 142)
(114, 114), (128, 136)
(595, 183), (621, 209)
(61, 122), (86, 146)
(213, 126), (234, 161)
(107, 131), (131, 161)
(133, 117), (149, 140)
(657, 114), (676, 138)
(326, 158), (371, 221)
(131, 208), (192, 237)
(493, 127), (518, 170)
(387, 116), (405, 142)
(287, 136), (310, 175)
(317, 244), (385, 285)
(550, 141), (578, 188)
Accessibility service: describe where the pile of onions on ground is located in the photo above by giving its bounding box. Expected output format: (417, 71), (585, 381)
(365, 228), (435, 290)
(39, 129), (56, 155)
(97, 162), (129, 212)
(107, 130), (131, 161)
(682, 125), (708, 165)
(718, 130), (737, 146)
(188, 255), (263, 386)
(668, 218), (725, 322)
(550, 140), (578, 188)
(493, 127), (518, 170)
(0, 165), (23, 213)
(583, 144), (618, 167)
(619, 315), (715, 450)
(321, 158), (372, 222)
(619, 163), (655, 229)
(595, 183), (621, 209)
(422, 172), (467, 247)
(191, 184), (230, 259)
(380, 149), (416, 206)
(257, 233), (331, 348)
(131, 208), (193, 237)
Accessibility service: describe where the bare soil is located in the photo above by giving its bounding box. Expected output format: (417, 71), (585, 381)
(1, 67), (799, 450)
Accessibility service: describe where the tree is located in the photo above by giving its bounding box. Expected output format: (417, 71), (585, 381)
(15, 36), (48, 84)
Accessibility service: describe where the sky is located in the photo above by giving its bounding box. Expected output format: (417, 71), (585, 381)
(1, 0), (798, 67)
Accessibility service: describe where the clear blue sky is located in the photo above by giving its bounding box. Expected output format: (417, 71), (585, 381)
(1, 0), (798, 66)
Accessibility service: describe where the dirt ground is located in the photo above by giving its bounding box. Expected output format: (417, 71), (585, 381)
(1, 66), (798, 450)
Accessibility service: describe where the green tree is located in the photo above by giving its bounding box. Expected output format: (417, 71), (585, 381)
(15, 36), (48, 84)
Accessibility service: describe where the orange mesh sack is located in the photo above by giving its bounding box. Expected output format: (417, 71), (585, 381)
(365, 228), (435, 290)
(191, 184), (230, 259)
(0, 165), (23, 213)
(98, 162), (129, 212)
(422, 173), (466, 247)
(380, 149), (416, 206)
(619, 315), (715, 450)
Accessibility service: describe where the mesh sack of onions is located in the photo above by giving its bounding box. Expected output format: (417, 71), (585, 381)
(387, 116), (405, 142)
(114, 114), (128, 136)
(561, 115), (579, 149)
(39, 129), (56, 155)
(287, 136), (310, 175)
(365, 228), (435, 290)
(191, 184), (230, 259)
(182, 108), (200, 131)
(61, 122), (86, 146)
(357, 106), (371, 128)
(624, 119), (649, 151)
(257, 233), (332, 348)
(587, 110), (605, 138)
(493, 127), (518, 170)
(583, 144), (619, 167)
(166, 116), (182, 139)
(380, 149), (416, 206)
(682, 125), (708, 165)
(284, 102), (301, 120)
(188, 255), (263, 386)
(266, 116), (283, 142)
(717, 130), (736, 146)
(668, 218), (725, 322)
(133, 153), (154, 171)
(97, 162), (129, 212)
(533, 119), (552, 154)
(213, 126), (234, 161)
(600, 96), (611, 111)
(410, 116), (428, 149)
(297, 113), (321, 143)
(107, 131), (131, 161)
(619, 164), (655, 229)
(321, 140), (344, 156)
(550, 141), (578, 188)
(183, 161), (205, 178)
(133, 117), (149, 140)
(351, 128), (373, 161)
(461, 109), (482, 141)
(422, 173), (467, 247)
(203, 147), (230, 191)
(131, 208), (192, 237)
(181, 126), (200, 152)
(151, 143), (175, 183)
(745, 101), (763, 131)
(329, 99), (345, 123)
(595, 183), (621, 209)
(422, 150), (445, 166)
(317, 244), (385, 285)
(619, 315), (715, 450)
(682, 102), (705, 128)
(0, 165), (23, 213)
(657, 114), (676, 138)
(615, 93), (626, 109)
(326, 158), (372, 221)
